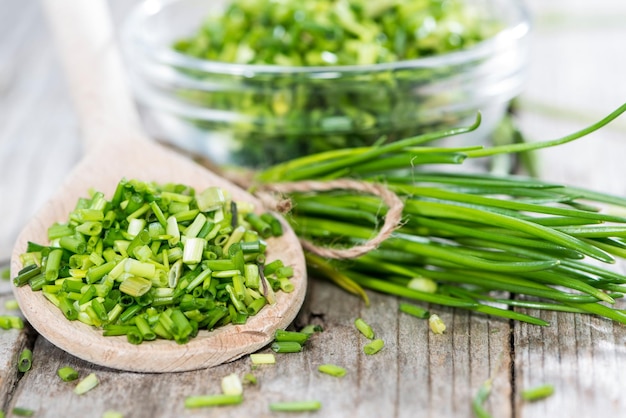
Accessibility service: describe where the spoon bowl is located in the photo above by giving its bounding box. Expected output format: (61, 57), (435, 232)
(9, 0), (306, 372)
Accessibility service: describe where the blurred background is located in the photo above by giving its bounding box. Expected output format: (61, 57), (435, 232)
(1, 0), (625, 264)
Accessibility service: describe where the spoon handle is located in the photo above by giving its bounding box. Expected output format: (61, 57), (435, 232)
(42, 0), (145, 150)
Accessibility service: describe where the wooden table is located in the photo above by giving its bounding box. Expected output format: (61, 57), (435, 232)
(1, 1), (625, 417)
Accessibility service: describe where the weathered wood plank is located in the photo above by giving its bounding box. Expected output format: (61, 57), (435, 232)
(6, 279), (513, 418)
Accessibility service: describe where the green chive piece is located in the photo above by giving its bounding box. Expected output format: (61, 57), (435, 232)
(57, 366), (79, 382)
(363, 338), (384, 355)
(102, 411), (124, 418)
(269, 401), (322, 412)
(271, 341), (302, 353)
(428, 314), (447, 334)
(318, 364), (347, 377)
(354, 318), (375, 339)
(184, 394), (243, 408)
(300, 324), (323, 335)
(243, 373), (257, 385)
(472, 379), (493, 418)
(221, 373), (243, 396)
(399, 302), (430, 319)
(274, 330), (310, 344)
(11, 407), (34, 417)
(74, 373), (99, 395)
(17, 349), (32, 372)
(521, 384), (555, 401)
(0, 315), (24, 330)
(250, 353), (276, 364)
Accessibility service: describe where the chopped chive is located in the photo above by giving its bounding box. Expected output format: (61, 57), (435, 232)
(354, 318), (375, 339)
(221, 373), (243, 396)
(18, 349), (32, 372)
(428, 314), (447, 334)
(102, 411), (124, 418)
(57, 366), (79, 382)
(269, 401), (322, 412)
(0, 315), (24, 330)
(521, 384), (555, 401)
(14, 179), (291, 346)
(184, 394), (243, 408)
(243, 373), (257, 385)
(74, 372), (99, 395)
(250, 353), (276, 364)
(274, 330), (309, 344)
(318, 364), (346, 377)
(472, 379), (493, 418)
(271, 341), (302, 353)
(300, 324), (323, 335)
(11, 407), (34, 417)
(363, 338), (384, 355)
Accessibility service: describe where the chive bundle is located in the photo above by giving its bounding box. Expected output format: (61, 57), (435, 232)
(13, 179), (293, 344)
(256, 104), (626, 326)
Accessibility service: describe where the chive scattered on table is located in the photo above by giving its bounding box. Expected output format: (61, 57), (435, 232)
(74, 372), (99, 395)
(268, 401), (322, 412)
(0, 315), (24, 330)
(354, 318), (375, 339)
(57, 366), (79, 382)
(271, 341), (303, 353)
(17, 349), (32, 372)
(102, 411), (124, 418)
(221, 373), (243, 396)
(472, 379), (493, 418)
(318, 364), (346, 378)
(363, 338), (384, 355)
(428, 314), (447, 335)
(243, 373), (257, 385)
(274, 329), (310, 345)
(521, 384), (555, 402)
(184, 394), (243, 408)
(250, 353), (276, 365)
(11, 407), (34, 417)
(4, 299), (19, 311)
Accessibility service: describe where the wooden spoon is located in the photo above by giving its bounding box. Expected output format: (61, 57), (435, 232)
(9, 0), (306, 372)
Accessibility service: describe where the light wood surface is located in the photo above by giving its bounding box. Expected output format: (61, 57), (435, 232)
(1, 0), (626, 416)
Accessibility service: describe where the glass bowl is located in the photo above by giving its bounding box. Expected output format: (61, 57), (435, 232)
(121, 0), (531, 168)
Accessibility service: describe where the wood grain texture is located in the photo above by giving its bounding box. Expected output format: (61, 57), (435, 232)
(2, 0), (626, 416)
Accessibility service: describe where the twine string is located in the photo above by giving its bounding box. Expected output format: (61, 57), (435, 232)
(254, 179), (404, 259)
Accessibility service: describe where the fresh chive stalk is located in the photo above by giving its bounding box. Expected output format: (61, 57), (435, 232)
(254, 103), (626, 326)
